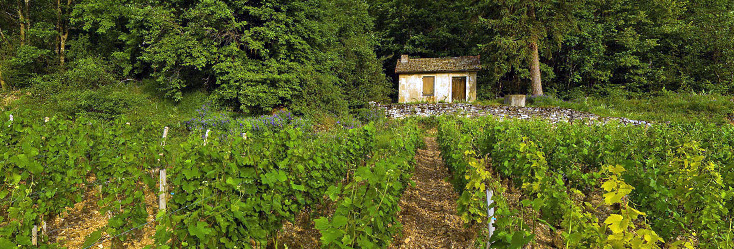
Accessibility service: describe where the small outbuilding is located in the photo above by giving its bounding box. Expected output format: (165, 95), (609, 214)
(395, 55), (480, 103)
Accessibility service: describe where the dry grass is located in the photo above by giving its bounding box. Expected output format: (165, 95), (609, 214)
(389, 136), (476, 249)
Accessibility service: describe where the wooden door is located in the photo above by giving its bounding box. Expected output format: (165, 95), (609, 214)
(452, 77), (466, 102)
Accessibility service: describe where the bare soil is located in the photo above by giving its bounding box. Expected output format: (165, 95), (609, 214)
(46, 184), (157, 248)
(277, 206), (324, 248)
(0, 90), (23, 108)
(496, 177), (564, 249)
(389, 136), (476, 249)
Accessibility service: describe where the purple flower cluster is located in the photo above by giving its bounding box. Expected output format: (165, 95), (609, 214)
(336, 118), (361, 130)
(358, 108), (385, 122)
(184, 104), (310, 136)
(184, 104), (234, 132)
(245, 110), (309, 132)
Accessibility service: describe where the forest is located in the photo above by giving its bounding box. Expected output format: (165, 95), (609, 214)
(1, 0), (733, 115)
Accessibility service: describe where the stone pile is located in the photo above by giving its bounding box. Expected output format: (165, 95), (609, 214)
(372, 103), (652, 126)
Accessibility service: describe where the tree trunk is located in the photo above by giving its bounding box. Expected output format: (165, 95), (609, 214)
(56, 0), (61, 55)
(59, 33), (67, 67)
(56, 0), (69, 68)
(0, 27), (10, 50)
(529, 39), (543, 96)
(17, 0), (25, 46)
(527, 3), (543, 96)
(56, 0), (72, 68)
(1, 69), (6, 91)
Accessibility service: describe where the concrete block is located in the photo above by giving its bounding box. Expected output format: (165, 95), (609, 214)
(504, 95), (526, 107)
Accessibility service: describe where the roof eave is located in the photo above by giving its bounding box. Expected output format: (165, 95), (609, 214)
(395, 69), (481, 74)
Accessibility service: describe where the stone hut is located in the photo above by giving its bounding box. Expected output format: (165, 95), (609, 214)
(395, 55), (480, 103)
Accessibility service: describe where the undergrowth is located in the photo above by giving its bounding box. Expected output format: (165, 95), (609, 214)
(528, 91), (734, 124)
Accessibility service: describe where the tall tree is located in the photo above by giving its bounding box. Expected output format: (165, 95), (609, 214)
(0, 67), (5, 90)
(367, 0), (478, 99)
(547, 0), (669, 94)
(17, 0), (29, 46)
(55, 0), (74, 68)
(0, 24), (7, 90)
(675, 0), (734, 92)
(477, 0), (579, 96)
(71, 0), (389, 114)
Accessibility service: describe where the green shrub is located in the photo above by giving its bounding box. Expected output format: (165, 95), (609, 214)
(5, 45), (53, 88)
(72, 89), (144, 120)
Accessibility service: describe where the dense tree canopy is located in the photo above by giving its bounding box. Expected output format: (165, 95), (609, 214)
(1, 0), (390, 114)
(1, 0), (733, 111)
(369, 0), (734, 98)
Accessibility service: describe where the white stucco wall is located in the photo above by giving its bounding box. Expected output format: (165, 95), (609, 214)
(398, 72), (477, 103)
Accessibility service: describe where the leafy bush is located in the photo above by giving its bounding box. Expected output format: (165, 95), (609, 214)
(71, 89), (144, 120)
(63, 57), (117, 88)
(4, 45), (53, 88)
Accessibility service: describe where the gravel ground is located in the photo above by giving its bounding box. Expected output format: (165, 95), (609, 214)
(374, 103), (653, 126)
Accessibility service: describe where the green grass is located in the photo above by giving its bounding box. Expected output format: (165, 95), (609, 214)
(528, 92), (734, 124)
(5, 80), (733, 127)
(4, 80), (209, 134)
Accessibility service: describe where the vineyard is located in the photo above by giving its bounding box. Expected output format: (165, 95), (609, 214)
(437, 116), (734, 248)
(2, 108), (734, 248)
(0, 111), (421, 248)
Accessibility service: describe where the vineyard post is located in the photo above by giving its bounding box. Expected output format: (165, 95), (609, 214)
(204, 129), (210, 145)
(486, 189), (495, 249)
(159, 127), (169, 211)
(32, 225), (37, 245)
(159, 169), (166, 211)
(161, 126), (169, 146)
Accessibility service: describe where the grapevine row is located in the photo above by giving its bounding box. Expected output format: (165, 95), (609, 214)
(1, 111), (423, 248)
(437, 116), (734, 248)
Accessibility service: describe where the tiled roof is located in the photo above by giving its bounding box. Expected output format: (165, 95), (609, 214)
(395, 55), (481, 74)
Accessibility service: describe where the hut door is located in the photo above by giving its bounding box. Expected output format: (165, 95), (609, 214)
(452, 76), (466, 102)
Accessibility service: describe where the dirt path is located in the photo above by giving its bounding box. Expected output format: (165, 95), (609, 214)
(390, 136), (476, 249)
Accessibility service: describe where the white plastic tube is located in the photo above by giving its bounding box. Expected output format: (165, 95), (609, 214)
(486, 189), (495, 248)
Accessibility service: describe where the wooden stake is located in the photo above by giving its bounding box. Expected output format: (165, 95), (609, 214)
(162, 126), (169, 138)
(161, 126), (169, 146)
(204, 129), (210, 145)
(32, 225), (37, 245)
(159, 169), (166, 211)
